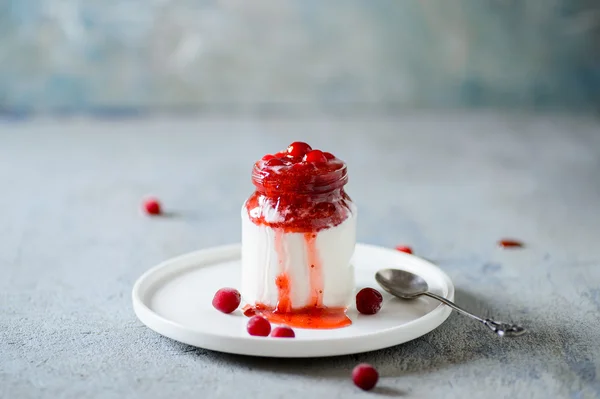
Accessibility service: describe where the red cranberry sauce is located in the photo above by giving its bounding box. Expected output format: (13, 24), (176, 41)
(247, 304), (351, 330)
(246, 143), (352, 233)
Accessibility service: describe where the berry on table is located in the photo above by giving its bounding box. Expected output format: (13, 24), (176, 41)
(247, 315), (271, 337)
(143, 198), (162, 215)
(271, 326), (295, 338)
(212, 288), (241, 314)
(356, 288), (383, 315)
(395, 245), (413, 254)
(498, 239), (524, 248)
(352, 363), (379, 391)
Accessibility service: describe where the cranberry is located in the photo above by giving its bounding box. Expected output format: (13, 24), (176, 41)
(143, 198), (162, 215)
(395, 245), (413, 254)
(352, 363), (379, 391)
(303, 150), (328, 163)
(212, 288), (241, 314)
(249, 143), (350, 233)
(323, 152), (335, 160)
(271, 326), (295, 338)
(264, 158), (284, 167)
(287, 142), (312, 158)
(498, 239), (524, 248)
(356, 288), (383, 315)
(262, 154), (275, 161)
(247, 315), (271, 337)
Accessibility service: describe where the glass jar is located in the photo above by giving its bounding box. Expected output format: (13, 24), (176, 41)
(241, 149), (356, 329)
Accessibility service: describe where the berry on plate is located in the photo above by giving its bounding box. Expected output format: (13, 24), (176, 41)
(356, 288), (383, 315)
(247, 315), (271, 337)
(212, 288), (241, 314)
(271, 326), (295, 338)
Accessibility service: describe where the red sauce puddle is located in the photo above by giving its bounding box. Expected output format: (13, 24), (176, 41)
(243, 304), (351, 330)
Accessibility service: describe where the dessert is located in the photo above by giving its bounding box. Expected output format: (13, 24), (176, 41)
(241, 142), (357, 329)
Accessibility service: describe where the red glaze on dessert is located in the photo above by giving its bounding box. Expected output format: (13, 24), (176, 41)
(246, 144), (352, 233)
(243, 142), (355, 329)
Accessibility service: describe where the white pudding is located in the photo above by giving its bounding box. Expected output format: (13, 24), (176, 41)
(241, 204), (356, 310)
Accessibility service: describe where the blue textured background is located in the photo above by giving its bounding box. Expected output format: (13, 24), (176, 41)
(1, 0), (600, 113)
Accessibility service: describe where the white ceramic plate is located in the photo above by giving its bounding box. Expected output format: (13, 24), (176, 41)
(132, 243), (454, 358)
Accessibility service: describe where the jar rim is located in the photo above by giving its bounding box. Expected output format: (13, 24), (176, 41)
(251, 162), (348, 195)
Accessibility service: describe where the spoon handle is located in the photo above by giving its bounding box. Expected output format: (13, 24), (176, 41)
(423, 292), (526, 337)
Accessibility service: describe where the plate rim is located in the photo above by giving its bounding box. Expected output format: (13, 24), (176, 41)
(132, 243), (454, 358)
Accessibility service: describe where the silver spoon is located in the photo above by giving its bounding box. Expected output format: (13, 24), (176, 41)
(375, 268), (526, 337)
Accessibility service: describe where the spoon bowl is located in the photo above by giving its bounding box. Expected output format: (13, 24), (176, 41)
(375, 268), (428, 299)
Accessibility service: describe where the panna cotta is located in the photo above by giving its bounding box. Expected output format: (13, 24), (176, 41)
(241, 142), (356, 329)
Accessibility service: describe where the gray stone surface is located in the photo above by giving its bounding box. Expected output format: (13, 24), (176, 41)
(1, 113), (600, 398)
